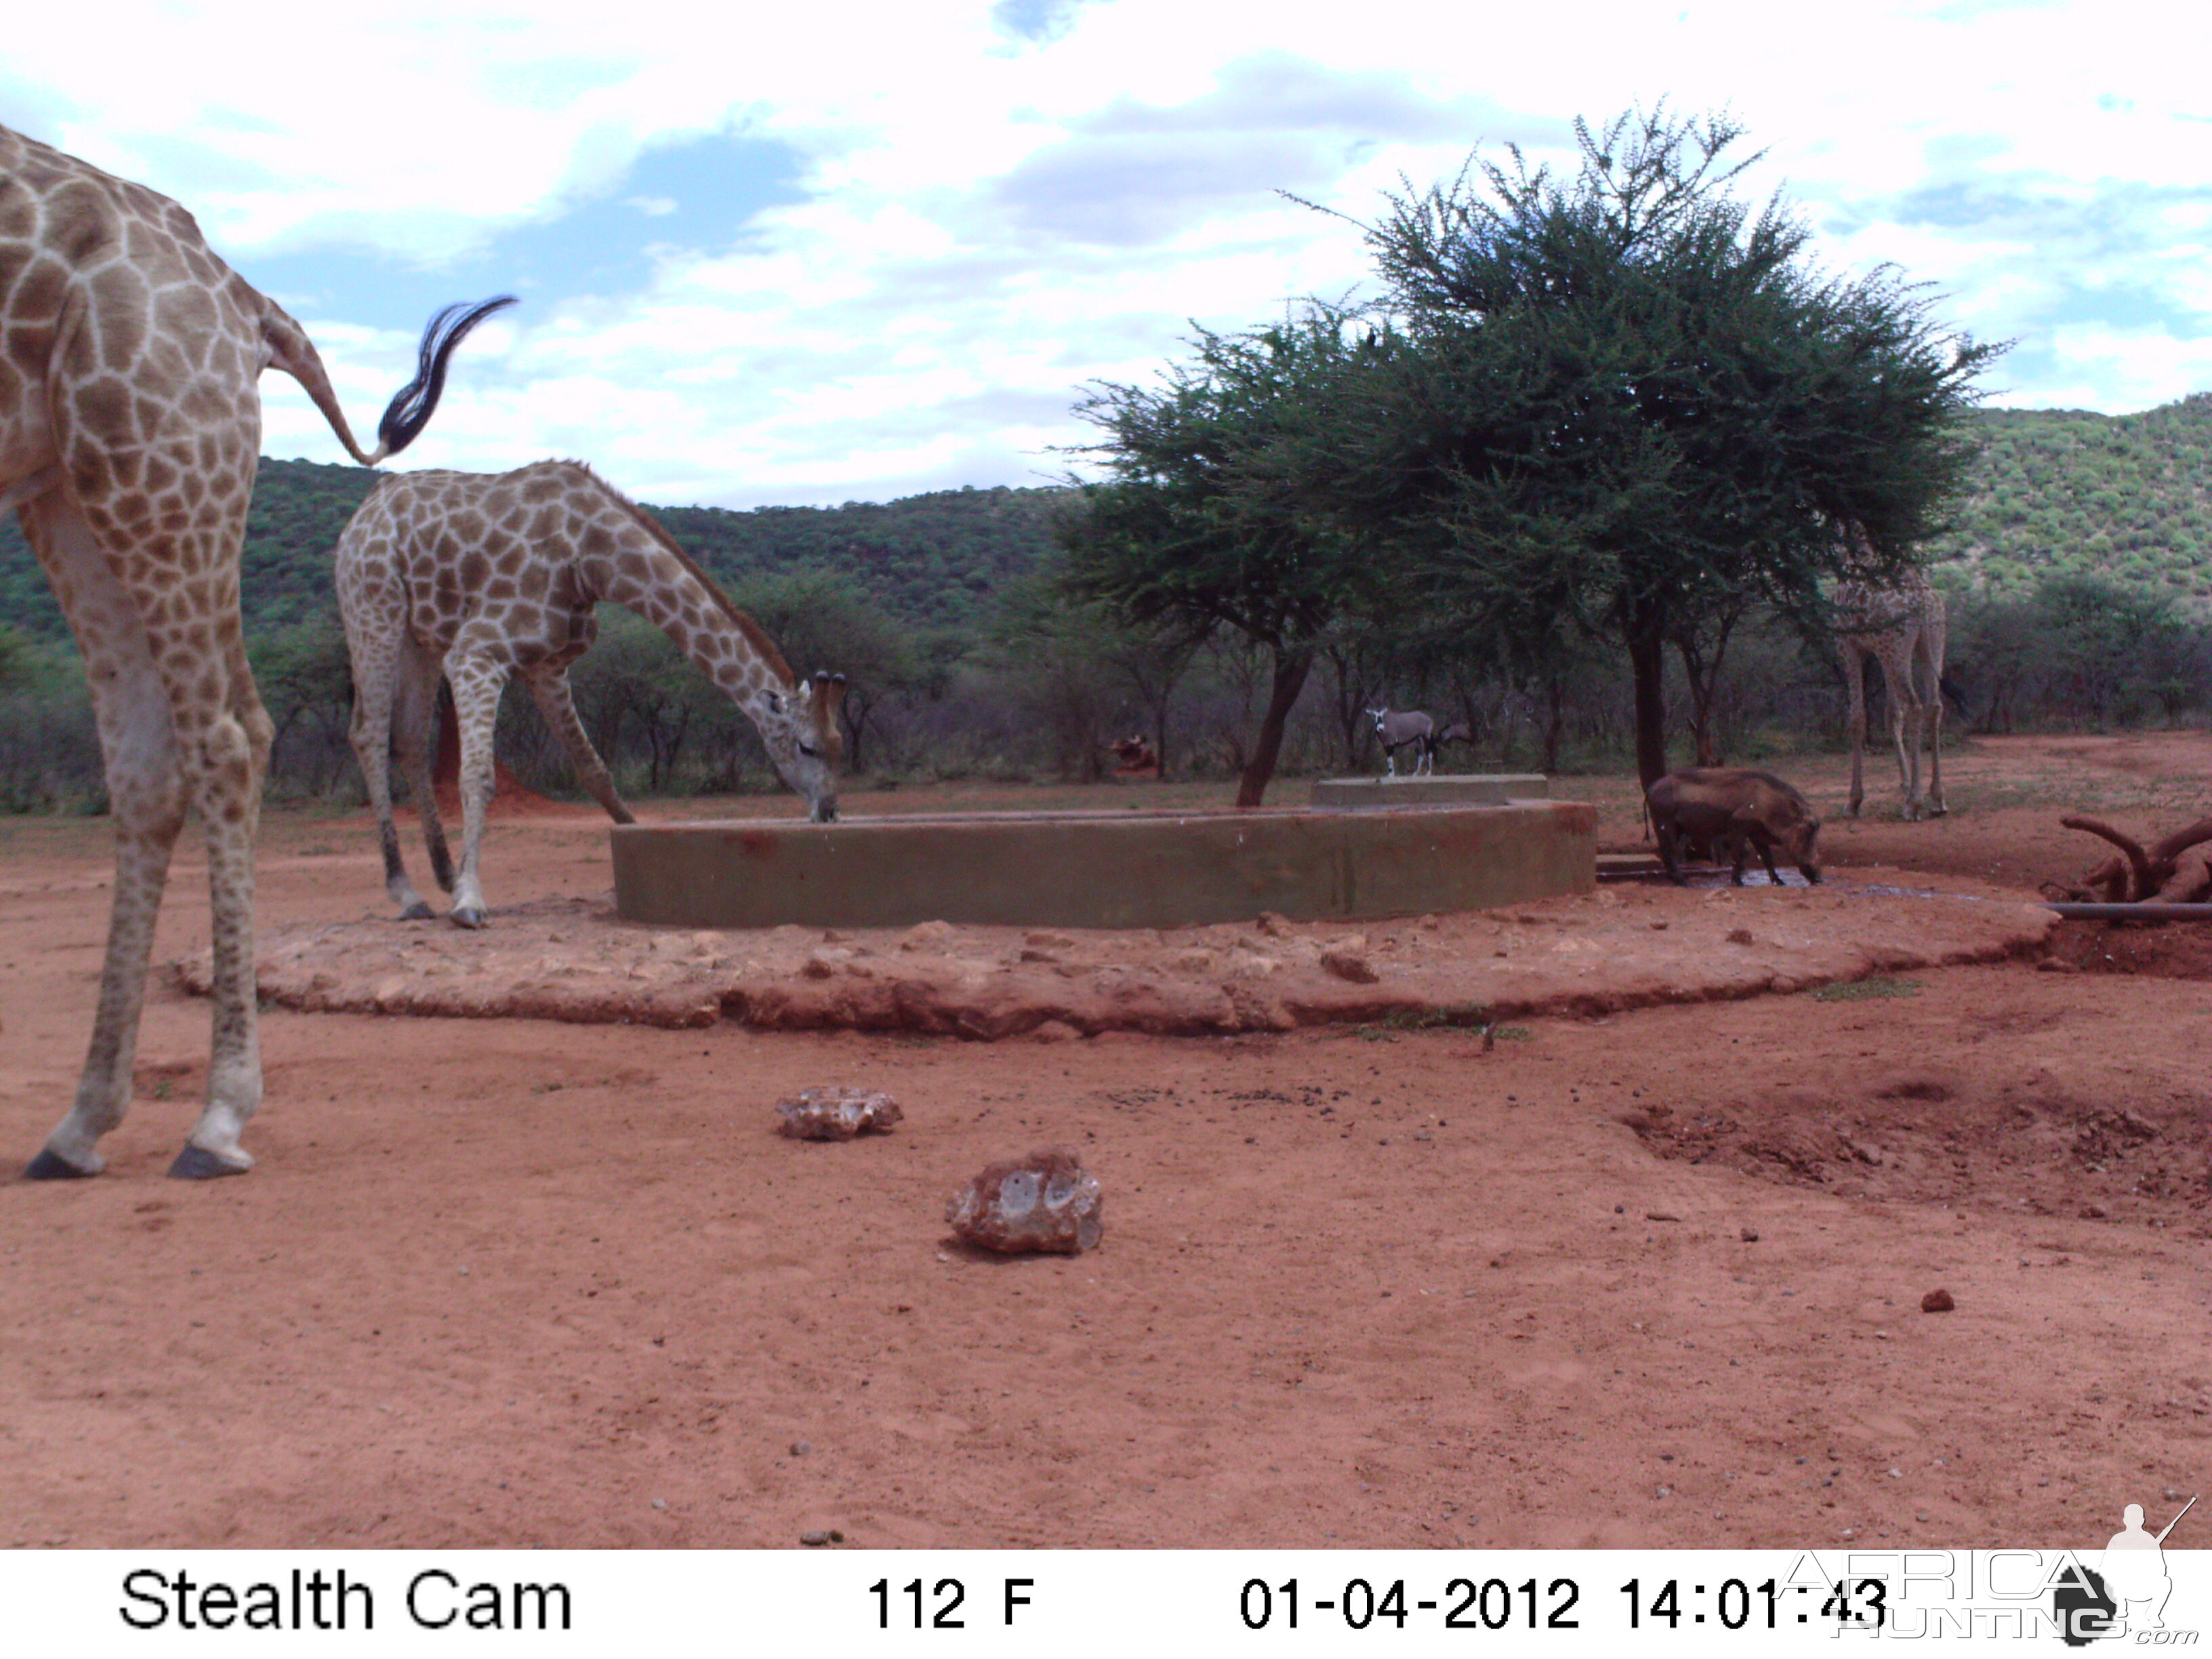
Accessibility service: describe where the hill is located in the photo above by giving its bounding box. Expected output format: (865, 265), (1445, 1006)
(2, 393), (2209, 644)
(1925, 393), (2212, 607)
(0, 460), (1075, 646)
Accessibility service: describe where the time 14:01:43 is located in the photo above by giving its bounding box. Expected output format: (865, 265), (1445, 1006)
(1620, 1578), (1889, 1630)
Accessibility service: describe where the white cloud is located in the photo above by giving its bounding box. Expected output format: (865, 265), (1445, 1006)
(11, 0), (2209, 506)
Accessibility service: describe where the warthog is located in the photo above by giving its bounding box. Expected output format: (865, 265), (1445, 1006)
(1645, 767), (1823, 887)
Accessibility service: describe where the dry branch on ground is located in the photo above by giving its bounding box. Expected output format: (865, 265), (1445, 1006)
(2046, 815), (2212, 904)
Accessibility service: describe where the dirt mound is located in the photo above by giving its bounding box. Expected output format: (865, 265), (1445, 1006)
(171, 872), (2057, 1038)
(2043, 918), (2212, 980)
(1626, 1076), (2212, 1233)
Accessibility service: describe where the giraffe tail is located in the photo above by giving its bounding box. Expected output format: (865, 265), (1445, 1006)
(262, 295), (515, 468)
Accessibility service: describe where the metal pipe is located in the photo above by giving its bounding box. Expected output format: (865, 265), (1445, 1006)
(2044, 903), (2212, 921)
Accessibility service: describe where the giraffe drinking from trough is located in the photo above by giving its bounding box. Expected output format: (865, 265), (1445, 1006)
(1833, 524), (1948, 821)
(0, 125), (509, 1178)
(335, 460), (846, 926)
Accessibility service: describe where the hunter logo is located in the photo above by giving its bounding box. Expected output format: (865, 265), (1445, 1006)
(2053, 1495), (2196, 1646)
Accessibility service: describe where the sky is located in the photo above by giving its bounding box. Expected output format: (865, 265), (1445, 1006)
(6, 0), (2207, 508)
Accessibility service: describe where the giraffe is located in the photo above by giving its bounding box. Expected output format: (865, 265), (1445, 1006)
(1, 125), (510, 1179)
(1834, 525), (1948, 821)
(335, 460), (846, 926)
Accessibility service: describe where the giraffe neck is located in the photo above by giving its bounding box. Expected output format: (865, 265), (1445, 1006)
(581, 528), (795, 708)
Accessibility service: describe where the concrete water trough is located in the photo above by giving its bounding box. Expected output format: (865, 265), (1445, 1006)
(612, 791), (1595, 931)
(1309, 773), (1549, 808)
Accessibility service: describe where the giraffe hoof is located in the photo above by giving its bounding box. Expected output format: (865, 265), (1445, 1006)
(24, 1147), (99, 1181)
(449, 906), (487, 930)
(400, 901), (436, 921)
(168, 1143), (252, 1181)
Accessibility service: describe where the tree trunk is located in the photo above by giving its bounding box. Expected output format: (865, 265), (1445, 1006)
(1542, 676), (1565, 773)
(842, 691), (872, 774)
(1626, 605), (1671, 791)
(1235, 647), (1313, 808)
(1323, 645), (1368, 772)
(1674, 605), (1740, 768)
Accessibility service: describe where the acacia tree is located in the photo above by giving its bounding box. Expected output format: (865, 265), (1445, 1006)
(1059, 311), (1389, 806)
(1338, 108), (2000, 787)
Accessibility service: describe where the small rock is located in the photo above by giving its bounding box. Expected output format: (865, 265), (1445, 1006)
(1648, 920), (1669, 931)
(1257, 912), (1295, 938)
(775, 1086), (903, 1141)
(2035, 957), (2078, 973)
(1921, 1288), (1955, 1313)
(800, 948), (850, 979)
(947, 1147), (1103, 1254)
(1726, 927), (1754, 945)
(898, 920), (957, 951)
(1645, 1210), (1682, 1223)
(800, 1530), (832, 1546)
(1320, 947), (1378, 984)
(1025, 930), (1076, 949)
(1029, 1019), (1082, 1044)
(790, 1441), (811, 1456)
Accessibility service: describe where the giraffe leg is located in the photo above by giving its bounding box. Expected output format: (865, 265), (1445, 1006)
(175, 609), (276, 1177)
(22, 501), (264, 1178)
(523, 665), (634, 824)
(1873, 649), (1922, 821)
(1889, 678), (1923, 822)
(1920, 631), (1948, 817)
(1843, 651), (1868, 819)
(443, 651), (510, 928)
(20, 508), (190, 1176)
(345, 620), (434, 920)
(394, 644), (454, 903)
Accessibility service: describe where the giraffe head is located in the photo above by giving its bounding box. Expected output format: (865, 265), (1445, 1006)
(757, 670), (846, 821)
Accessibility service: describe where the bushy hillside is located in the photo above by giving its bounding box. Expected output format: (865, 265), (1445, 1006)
(1925, 393), (2212, 607)
(3, 398), (2205, 642)
(0, 458), (383, 643)
(0, 460), (1074, 644)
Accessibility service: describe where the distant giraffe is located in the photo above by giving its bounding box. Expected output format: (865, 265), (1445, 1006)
(336, 460), (846, 926)
(0, 124), (507, 1179)
(1835, 525), (1948, 821)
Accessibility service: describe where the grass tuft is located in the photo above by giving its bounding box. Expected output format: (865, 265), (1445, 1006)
(1811, 976), (1923, 1002)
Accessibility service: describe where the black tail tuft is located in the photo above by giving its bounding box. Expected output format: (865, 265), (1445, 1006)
(375, 295), (517, 457)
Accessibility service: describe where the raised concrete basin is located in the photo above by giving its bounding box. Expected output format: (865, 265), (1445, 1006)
(1311, 773), (1550, 808)
(611, 799), (1595, 930)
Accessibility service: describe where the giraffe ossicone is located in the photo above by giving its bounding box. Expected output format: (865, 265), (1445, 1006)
(335, 460), (846, 928)
(1834, 523), (1948, 823)
(1, 125), (509, 1179)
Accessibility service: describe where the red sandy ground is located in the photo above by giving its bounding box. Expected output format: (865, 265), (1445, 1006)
(1, 732), (2208, 1550)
